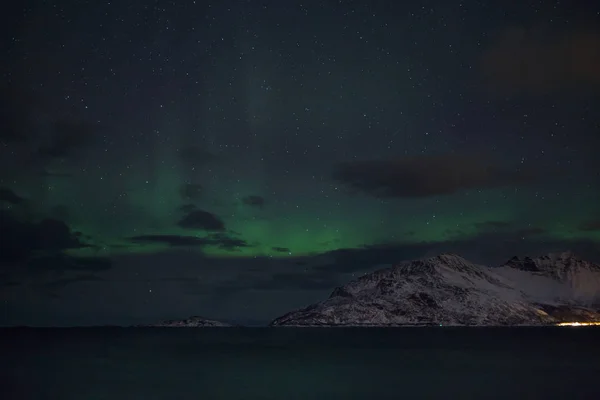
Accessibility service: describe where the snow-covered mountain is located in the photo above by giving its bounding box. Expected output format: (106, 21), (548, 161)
(271, 253), (600, 327)
(144, 316), (232, 327)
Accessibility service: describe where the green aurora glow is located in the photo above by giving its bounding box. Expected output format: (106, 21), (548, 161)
(5, 151), (599, 259)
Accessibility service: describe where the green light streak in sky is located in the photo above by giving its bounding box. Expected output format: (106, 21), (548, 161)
(10, 157), (599, 260)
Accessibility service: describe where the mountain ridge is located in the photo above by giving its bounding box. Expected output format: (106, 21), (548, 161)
(271, 252), (600, 327)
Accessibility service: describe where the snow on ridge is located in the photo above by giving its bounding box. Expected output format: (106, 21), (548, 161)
(498, 252), (600, 306)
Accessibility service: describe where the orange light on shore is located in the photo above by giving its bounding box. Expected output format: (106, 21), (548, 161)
(556, 322), (600, 327)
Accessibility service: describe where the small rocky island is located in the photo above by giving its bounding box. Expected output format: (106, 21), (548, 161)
(143, 316), (232, 327)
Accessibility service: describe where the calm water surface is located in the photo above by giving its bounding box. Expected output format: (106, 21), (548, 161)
(2, 327), (599, 399)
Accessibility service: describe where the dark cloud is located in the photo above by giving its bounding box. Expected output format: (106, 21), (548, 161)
(332, 154), (536, 198)
(252, 272), (338, 291)
(178, 203), (197, 213)
(130, 233), (249, 251)
(580, 220), (600, 232)
(28, 255), (112, 272)
(515, 227), (547, 236)
(177, 209), (226, 231)
(0, 210), (90, 265)
(179, 183), (203, 201)
(204, 233), (249, 251)
(177, 145), (217, 169)
(481, 27), (600, 95)
(0, 187), (27, 206)
(0, 209), (111, 293)
(38, 119), (103, 160)
(131, 234), (206, 247)
(474, 220), (512, 231)
(42, 274), (105, 290)
(50, 205), (70, 221)
(242, 195), (266, 208)
(272, 247), (291, 253)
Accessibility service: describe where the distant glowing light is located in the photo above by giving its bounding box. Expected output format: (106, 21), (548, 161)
(556, 322), (600, 327)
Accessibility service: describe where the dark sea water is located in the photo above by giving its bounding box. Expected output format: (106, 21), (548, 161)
(2, 327), (600, 400)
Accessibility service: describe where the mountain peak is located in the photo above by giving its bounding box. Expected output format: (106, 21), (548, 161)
(326, 253), (486, 301)
(397, 253), (483, 275)
(437, 252), (465, 258)
(435, 253), (471, 263)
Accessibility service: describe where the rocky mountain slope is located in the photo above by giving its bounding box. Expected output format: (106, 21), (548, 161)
(144, 316), (232, 327)
(271, 253), (600, 327)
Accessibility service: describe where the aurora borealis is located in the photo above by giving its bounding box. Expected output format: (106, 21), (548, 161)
(1, 0), (600, 325)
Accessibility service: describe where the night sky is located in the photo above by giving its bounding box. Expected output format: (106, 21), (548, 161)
(1, 0), (600, 326)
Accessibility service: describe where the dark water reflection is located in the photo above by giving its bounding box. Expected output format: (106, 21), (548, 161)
(2, 327), (599, 399)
